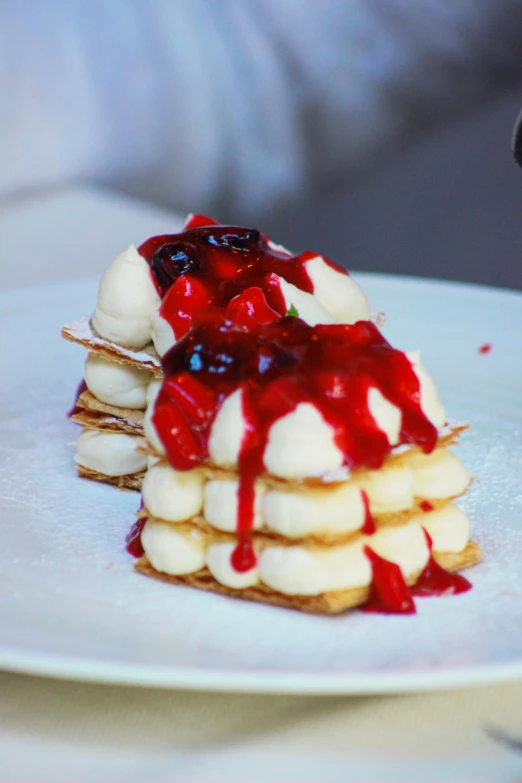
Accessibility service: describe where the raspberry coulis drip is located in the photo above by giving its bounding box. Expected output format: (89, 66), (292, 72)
(138, 214), (346, 340)
(411, 529), (471, 597)
(361, 528), (471, 614)
(362, 546), (416, 614)
(419, 500), (434, 512)
(361, 490), (376, 535)
(152, 314), (438, 575)
(126, 518), (147, 558)
(230, 539), (257, 573)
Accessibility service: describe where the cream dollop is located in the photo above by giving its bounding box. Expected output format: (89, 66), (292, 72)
(262, 481), (365, 537)
(259, 539), (371, 595)
(92, 245), (160, 349)
(421, 505), (470, 552)
(353, 465), (413, 514)
(84, 353), (152, 409)
(406, 351), (446, 428)
(141, 521), (206, 575)
(142, 462), (204, 522)
(75, 430), (147, 476)
(203, 480), (264, 532)
(278, 277), (333, 326)
(305, 256), (370, 324)
(409, 449), (470, 499)
(263, 403), (343, 478)
(208, 389), (245, 466)
(151, 308), (176, 358)
(206, 543), (260, 589)
(367, 387), (402, 446)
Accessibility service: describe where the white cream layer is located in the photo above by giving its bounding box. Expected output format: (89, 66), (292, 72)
(91, 237), (370, 356)
(141, 504), (470, 595)
(92, 246), (161, 349)
(304, 256), (370, 324)
(145, 353), (447, 480)
(75, 430), (148, 477)
(141, 447), (470, 537)
(84, 353), (152, 410)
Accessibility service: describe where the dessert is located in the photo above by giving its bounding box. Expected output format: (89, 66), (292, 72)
(62, 214), (372, 488)
(130, 314), (481, 615)
(62, 214), (481, 614)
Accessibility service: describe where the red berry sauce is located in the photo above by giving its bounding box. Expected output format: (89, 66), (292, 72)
(126, 518), (147, 558)
(411, 529), (471, 597)
(138, 215), (349, 341)
(419, 500), (434, 512)
(361, 546), (416, 614)
(152, 315), (438, 576)
(478, 343), (492, 354)
(361, 490), (376, 535)
(361, 528), (471, 614)
(230, 539), (257, 573)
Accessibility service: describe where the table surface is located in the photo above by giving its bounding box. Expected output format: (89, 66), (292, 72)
(1, 187), (521, 783)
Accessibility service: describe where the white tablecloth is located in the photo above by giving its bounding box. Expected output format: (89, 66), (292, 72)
(1, 188), (521, 783)
(2, 670), (522, 783)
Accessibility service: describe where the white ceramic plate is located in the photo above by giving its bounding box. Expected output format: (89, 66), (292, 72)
(0, 274), (521, 694)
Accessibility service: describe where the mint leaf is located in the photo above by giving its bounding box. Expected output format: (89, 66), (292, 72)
(286, 303), (299, 317)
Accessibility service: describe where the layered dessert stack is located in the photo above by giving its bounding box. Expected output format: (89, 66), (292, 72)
(63, 215), (370, 490)
(131, 314), (480, 614)
(63, 215), (481, 613)
(65, 347), (160, 490)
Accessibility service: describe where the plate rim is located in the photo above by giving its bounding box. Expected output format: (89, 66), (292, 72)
(2, 645), (522, 693)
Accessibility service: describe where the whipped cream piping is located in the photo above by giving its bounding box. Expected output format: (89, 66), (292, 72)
(84, 352), (152, 410)
(145, 346), (448, 481)
(92, 245), (161, 349)
(141, 446), (470, 537)
(304, 255), (370, 324)
(75, 430), (148, 477)
(141, 504), (470, 595)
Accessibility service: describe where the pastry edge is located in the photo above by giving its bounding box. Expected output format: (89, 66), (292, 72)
(76, 464), (144, 491)
(134, 540), (482, 615)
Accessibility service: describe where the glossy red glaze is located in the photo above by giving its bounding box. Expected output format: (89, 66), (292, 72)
(362, 546), (416, 614)
(137, 215), (349, 340)
(361, 490), (376, 535)
(412, 529), (472, 597)
(228, 287), (280, 325)
(419, 500), (434, 512)
(230, 539), (257, 573)
(152, 316), (438, 571)
(126, 518), (147, 558)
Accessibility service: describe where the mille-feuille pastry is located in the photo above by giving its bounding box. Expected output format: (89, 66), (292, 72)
(62, 214), (372, 489)
(128, 313), (481, 615)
